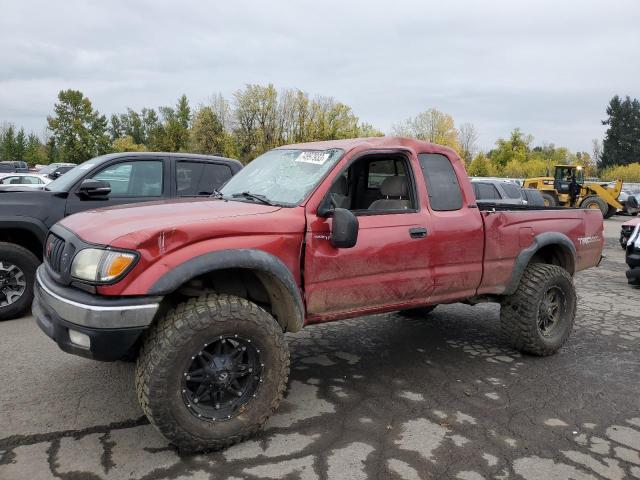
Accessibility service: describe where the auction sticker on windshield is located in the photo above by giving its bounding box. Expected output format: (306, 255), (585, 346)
(295, 151), (330, 165)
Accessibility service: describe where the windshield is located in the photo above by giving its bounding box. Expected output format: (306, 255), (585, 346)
(46, 158), (103, 191)
(220, 148), (343, 205)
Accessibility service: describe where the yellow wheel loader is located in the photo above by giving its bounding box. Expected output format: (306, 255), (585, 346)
(523, 165), (634, 218)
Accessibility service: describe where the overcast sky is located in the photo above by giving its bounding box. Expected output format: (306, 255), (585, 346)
(1, 0), (638, 153)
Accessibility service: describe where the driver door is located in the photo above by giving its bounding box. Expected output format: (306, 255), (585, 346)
(303, 152), (435, 321)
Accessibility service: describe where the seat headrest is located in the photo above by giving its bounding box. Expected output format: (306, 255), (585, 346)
(330, 175), (348, 195)
(380, 176), (408, 197)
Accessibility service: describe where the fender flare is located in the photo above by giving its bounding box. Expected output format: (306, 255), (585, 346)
(0, 216), (49, 244)
(148, 249), (304, 332)
(504, 232), (576, 295)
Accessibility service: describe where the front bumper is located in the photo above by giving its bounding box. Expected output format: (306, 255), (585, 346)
(33, 266), (161, 361)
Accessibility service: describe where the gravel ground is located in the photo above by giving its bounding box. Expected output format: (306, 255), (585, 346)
(0, 216), (638, 480)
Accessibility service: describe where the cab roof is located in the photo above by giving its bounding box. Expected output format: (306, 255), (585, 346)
(277, 136), (458, 157)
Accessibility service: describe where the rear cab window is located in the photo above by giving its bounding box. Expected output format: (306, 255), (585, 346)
(418, 153), (463, 211)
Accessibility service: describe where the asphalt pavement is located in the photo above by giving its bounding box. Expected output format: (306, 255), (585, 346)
(0, 217), (638, 480)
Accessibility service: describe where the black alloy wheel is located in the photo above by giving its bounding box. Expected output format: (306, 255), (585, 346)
(182, 335), (263, 421)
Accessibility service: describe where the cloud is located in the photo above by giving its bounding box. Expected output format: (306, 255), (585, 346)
(0, 0), (638, 152)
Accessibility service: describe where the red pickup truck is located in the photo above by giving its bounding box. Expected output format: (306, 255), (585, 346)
(33, 137), (604, 451)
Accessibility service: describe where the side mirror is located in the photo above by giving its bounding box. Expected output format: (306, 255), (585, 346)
(331, 208), (359, 248)
(78, 179), (111, 197)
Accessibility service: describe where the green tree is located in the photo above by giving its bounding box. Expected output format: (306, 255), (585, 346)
(0, 124), (16, 160)
(488, 128), (532, 169)
(112, 135), (147, 152)
(154, 95), (191, 152)
(190, 106), (225, 155)
(601, 95), (640, 167)
(14, 128), (26, 160)
(142, 108), (163, 149)
(391, 108), (460, 150)
(357, 122), (384, 137)
(467, 152), (495, 177)
(109, 114), (123, 141)
(47, 89), (111, 163)
(176, 94), (191, 130)
(23, 133), (47, 166)
(458, 122), (478, 165)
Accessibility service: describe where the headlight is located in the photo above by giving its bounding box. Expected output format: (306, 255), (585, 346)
(71, 248), (137, 283)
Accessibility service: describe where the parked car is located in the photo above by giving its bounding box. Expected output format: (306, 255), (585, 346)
(620, 217), (640, 249)
(47, 165), (76, 179)
(626, 223), (640, 286)
(0, 152), (241, 320)
(471, 178), (527, 206)
(0, 173), (51, 188)
(33, 137), (604, 452)
(36, 163), (76, 176)
(12, 161), (29, 172)
(0, 161), (18, 173)
(520, 188), (545, 206)
(618, 189), (640, 216)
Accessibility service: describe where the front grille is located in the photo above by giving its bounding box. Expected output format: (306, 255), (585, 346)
(45, 234), (65, 273)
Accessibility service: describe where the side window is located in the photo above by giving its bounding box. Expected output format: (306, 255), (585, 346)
(326, 155), (415, 213)
(177, 162), (233, 196)
(418, 153), (463, 211)
(502, 182), (523, 199)
(476, 183), (500, 200)
(91, 161), (163, 197)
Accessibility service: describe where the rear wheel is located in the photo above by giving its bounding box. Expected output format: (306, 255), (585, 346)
(500, 264), (576, 356)
(136, 294), (290, 452)
(580, 196), (608, 216)
(0, 242), (39, 321)
(541, 193), (557, 207)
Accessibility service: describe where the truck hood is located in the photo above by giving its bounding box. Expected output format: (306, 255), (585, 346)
(59, 198), (284, 247)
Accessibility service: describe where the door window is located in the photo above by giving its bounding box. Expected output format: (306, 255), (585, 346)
(91, 161), (163, 197)
(367, 159), (405, 189)
(176, 162), (233, 196)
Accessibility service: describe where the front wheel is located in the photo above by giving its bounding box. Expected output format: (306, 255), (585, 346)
(136, 294), (290, 452)
(500, 264), (576, 356)
(0, 242), (39, 321)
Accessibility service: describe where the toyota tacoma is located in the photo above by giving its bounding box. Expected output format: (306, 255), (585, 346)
(33, 137), (604, 451)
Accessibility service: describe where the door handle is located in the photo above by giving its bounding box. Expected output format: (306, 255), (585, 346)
(409, 227), (428, 239)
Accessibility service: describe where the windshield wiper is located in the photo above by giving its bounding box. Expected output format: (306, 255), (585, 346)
(231, 191), (275, 206)
(209, 189), (224, 199)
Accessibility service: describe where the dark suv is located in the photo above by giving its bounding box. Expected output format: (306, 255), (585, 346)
(0, 152), (242, 320)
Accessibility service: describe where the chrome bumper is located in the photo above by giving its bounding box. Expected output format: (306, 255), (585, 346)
(34, 268), (160, 329)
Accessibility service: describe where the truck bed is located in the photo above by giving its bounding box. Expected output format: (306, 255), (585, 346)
(476, 206), (604, 295)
